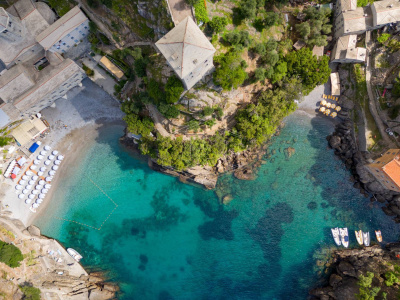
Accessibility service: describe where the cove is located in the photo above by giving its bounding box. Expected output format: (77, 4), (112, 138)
(34, 112), (400, 299)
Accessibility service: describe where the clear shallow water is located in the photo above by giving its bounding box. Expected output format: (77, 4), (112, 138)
(35, 113), (400, 299)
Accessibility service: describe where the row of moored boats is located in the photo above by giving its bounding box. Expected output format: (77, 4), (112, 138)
(331, 228), (382, 247)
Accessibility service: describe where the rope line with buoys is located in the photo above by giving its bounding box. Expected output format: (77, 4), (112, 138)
(53, 177), (118, 231)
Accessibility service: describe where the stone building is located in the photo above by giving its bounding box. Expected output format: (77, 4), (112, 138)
(155, 16), (216, 90)
(331, 35), (367, 63)
(366, 149), (400, 192)
(0, 0), (87, 128)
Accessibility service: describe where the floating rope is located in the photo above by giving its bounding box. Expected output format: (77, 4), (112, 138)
(54, 177), (118, 231)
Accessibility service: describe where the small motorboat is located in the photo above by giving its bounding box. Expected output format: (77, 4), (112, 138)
(67, 248), (83, 262)
(331, 228), (341, 246)
(363, 232), (370, 246)
(355, 230), (363, 245)
(340, 228), (349, 248)
(375, 230), (383, 243)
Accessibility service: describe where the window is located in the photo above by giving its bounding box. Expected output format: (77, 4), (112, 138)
(71, 37), (74, 39)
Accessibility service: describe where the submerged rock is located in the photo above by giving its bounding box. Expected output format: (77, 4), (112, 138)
(222, 194), (234, 205)
(284, 147), (296, 160)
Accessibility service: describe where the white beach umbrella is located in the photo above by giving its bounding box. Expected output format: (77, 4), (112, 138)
(40, 167), (46, 172)
(28, 180), (35, 185)
(25, 199), (32, 204)
(26, 171), (33, 176)
(19, 180), (26, 185)
(49, 170), (55, 176)
(37, 155), (44, 160)
(32, 175), (38, 180)
(39, 180), (45, 185)
(15, 185), (22, 190)
(32, 203), (39, 208)
(37, 199), (43, 203)
(30, 165), (37, 170)
(18, 194), (24, 199)
(39, 194), (45, 199)
(33, 160), (40, 165)
(32, 190), (39, 195)
(52, 150), (58, 155)
(48, 155), (55, 160)
(57, 155), (64, 160)
(40, 151), (47, 155)
(37, 171), (44, 176)
(22, 189), (28, 194)
(54, 160), (61, 165)
(45, 177), (52, 182)
(52, 166), (59, 171)
(44, 184), (51, 189)
(44, 160), (51, 166)
(44, 145), (51, 151)
(26, 185), (32, 190)
(35, 185), (43, 190)
(42, 189), (48, 194)
(28, 194), (35, 199)
(22, 175), (29, 180)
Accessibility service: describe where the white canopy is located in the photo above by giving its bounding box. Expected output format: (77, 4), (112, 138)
(28, 180), (35, 185)
(57, 155), (64, 160)
(45, 184), (51, 189)
(32, 203), (39, 208)
(32, 190), (39, 195)
(19, 180), (26, 185)
(52, 150), (59, 155)
(49, 170), (55, 176)
(25, 199), (32, 204)
(26, 185), (32, 190)
(22, 175), (28, 180)
(48, 155), (55, 160)
(40, 167), (46, 172)
(35, 185), (43, 190)
(18, 194), (24, 199)
(40, 151), (47, 155)
(37, 171), (44, 176)
(39, 180), (45, 185)
(32, 175), (38, 180)
(45, 177), (52, 182)
(41, 189), (48, 194)
(30, 165), (37, 170)
(44, 160), (51, 166)
(44, 145), (51, 151)
(22, 189), (28, 194)
(39, 194), (45, 199)
(54, 160), (61, 165)
(33, 160), (40, 165)
(52, 166), (59, 170)
(28, 194), (35, 199)
(37, 199), (43, 203)
(26, 171), (33, 175)
(15, 185), (22, 190)
(37, 155), (44, 160)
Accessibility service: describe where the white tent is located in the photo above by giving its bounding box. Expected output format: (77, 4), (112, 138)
(39, 180), (45, 185)
(49, 170), (55, 176)
(32, 175), (38, 180)
(52, 150), (58, 155)
(37, 171), (44, 176)
(52, 166), (59, 170)
(44, 160), (51, 166)
(18, 194), (24, 199)
(19, 180), (26, 185)
(30, 165), (37, 170)
(44, 145), (51, 151)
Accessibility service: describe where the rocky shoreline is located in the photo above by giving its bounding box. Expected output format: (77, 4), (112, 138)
(310, 244), (400, 299)
(0, 216), (118, 299)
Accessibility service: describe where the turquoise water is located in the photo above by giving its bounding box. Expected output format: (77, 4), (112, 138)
(35, 113), (400, 299)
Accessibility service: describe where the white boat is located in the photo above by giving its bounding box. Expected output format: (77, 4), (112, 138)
(355, 230), (363, 245)
(340, 228), (349, 248)
(375, 230), (382, 243)
(67, 248), (83, 262)
(331, 228), (341, 246)
(363, 232), (370, 246)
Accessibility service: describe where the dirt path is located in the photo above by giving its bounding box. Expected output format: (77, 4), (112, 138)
(146, 104), (174, 138)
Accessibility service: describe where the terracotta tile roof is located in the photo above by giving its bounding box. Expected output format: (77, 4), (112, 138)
(383, 155), (400, 188)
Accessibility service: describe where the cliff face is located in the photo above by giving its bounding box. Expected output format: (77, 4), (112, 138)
(310, 244), (400, 300)
(0, 216), (118, 299)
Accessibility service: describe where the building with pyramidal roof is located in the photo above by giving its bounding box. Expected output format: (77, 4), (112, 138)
(155, 16), (216, 90)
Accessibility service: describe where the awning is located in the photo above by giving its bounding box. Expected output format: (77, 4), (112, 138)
(11, 117), (47, 146)
(29, 142), (40, 153)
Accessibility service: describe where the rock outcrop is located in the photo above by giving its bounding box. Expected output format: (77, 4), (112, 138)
(310, 244), (400, 299)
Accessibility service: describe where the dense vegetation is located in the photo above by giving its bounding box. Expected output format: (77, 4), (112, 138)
(19, 285), (41, 300)
(0, 240), (23, 268)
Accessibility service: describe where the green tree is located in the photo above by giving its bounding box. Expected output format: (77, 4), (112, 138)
(239, 0), (258, 20)
(148, 79), (163, 103)
(205, 118), (216, 128)
(214, 107), (224, 119)
(209, 16), (228, 33)
(264, 12), (280, 27)
(0, 241), (23, 268)
(213, 50), (248, 90)
(271, 61), (287, 83)
(187, 119), (200, 132)
(378, 33), (391, 44)
(19, 285), (41, 300)
(223, 30), (252, 47)
(134, 58), (147, 77)
(296, 22), (311, 39)
(202, 106), (214, 117)
(123, 114), (154, 136)
(254, 68), (266, 82)
(165, 76), (184, 104)
(253, 43), (267, 56)
(158, 103), (180, 119)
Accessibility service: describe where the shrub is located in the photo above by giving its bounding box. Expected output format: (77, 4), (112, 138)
(0, 241), (23, 268)
(377, 33), (391, 44)
(254, 68), (266, 82)
(134, 58), (147, 77)
(99, 33), (111, 45)
(187, 119), (200, 132)
(214, 107), (224, 119)
(165, 76), (184, 104)
(202, 106), (214, 117)
(194, 0), (209, 23)
(19, 285), (41, 300)
(223, 30), (252, 47)
(209, 16), (228, 33)
(239, 0), (258, 20)
(82, 64), (94, 77)
(148, 79), (163, 103)
(205, 118), (216, 128)
(213, 50), (248, 90)
(158, 103), (180, 119)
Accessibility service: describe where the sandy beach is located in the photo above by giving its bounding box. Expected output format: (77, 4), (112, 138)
(1, 78), (124, 226)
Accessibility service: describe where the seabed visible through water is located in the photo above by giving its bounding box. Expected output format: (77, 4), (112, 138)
(35, 112), (400, 299)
